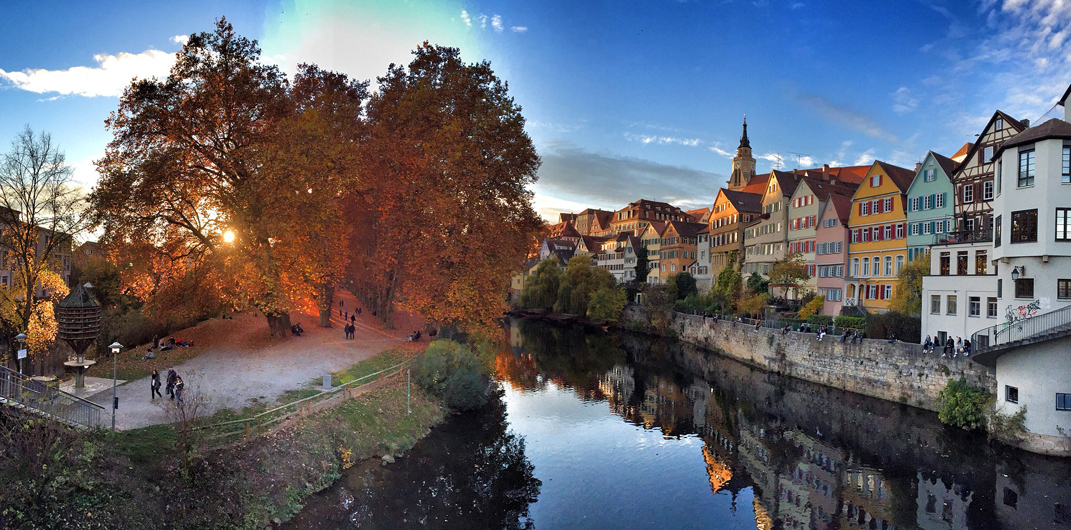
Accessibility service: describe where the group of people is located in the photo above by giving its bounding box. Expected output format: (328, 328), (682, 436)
(407, 330), (422, 342)
(922, 335), (971, 357)
(290, 322), (305, 336)
(150, 367), (184, 403)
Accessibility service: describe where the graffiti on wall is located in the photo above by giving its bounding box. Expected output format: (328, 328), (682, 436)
(1005, 299), (1043, 324)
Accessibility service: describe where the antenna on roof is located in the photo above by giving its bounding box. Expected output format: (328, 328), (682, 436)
(786, 152), (810, 168)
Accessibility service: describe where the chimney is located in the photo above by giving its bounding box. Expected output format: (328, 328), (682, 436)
(915, 162), (922, 172)
(822, 164), (829, 179)
(1021, 118), (1030, 128)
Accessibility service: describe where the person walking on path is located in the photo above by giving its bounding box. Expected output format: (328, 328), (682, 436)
(166, 367), (178, 399)
(175, 376), (185, 404)
(150, 369), (163, 400)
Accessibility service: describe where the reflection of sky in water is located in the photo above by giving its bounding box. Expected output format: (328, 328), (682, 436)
(502, 382), (757, 530)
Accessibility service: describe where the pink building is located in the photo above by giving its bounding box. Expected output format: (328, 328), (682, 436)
(814, 194), (853, 315)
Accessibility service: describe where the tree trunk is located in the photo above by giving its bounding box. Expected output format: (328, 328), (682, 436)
(265, 312), (292, 338)
(316, 281), (334, 328)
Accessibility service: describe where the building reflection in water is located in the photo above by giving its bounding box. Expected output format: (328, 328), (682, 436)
(500, 318), (1071, 530)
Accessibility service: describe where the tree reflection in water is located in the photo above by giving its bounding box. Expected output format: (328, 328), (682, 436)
(285, 389), (541, 530)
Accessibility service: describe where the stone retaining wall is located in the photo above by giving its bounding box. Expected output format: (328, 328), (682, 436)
(622, 307), (995, 412)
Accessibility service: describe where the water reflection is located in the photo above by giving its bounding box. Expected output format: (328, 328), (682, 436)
(501, 318), (1071, 530)
(283, 389), (541, 530)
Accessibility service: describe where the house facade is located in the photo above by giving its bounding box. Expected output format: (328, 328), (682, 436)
(708, 188), (761, 278)
(743, 171), (798, 277)
(845, 162), (914, 312)
(639, 221), (667, 285)
(815, 195), (851, 315)
(610, 199), (686, 236)
(951, 111), (1026, 239)
(905, 152), (957, 262)
(660, 221), (705, 282)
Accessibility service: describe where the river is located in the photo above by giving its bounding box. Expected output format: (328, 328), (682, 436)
(286, 318), (1071, 529)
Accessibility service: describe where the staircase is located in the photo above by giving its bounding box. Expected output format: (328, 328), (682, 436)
(971, 303), (1071, 365)
(0, 365), (104, 429)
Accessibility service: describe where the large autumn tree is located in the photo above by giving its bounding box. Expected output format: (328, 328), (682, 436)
(351, 43), (542, 333)
(91, 19), (366, 335)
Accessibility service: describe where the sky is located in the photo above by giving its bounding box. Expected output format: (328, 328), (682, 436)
(2, 0), (1071, 223)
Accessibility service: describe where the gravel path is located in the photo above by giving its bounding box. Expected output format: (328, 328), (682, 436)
(89, 290), (410, 430)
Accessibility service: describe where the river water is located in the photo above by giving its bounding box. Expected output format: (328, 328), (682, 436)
(286, 319), (1071, 530)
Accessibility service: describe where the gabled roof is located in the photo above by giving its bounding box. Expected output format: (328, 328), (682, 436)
(559, 213), (577, 224)
(954, 110), (1026, 174)
(578, 236), (608, 252)
(719, 188), (763, 213)
(769, 170), (801, 197)
(951, 142), (972, 163)
(740, 173), (770, 194)
(667, 221), (707, 238)
(827, 194), (854, 225)
(592, 210), (613, 230)
(543, 238), (576, 251)
(996, 118), (1071, 157)
(874, 160), (916, 192)
(640, 220), (669, 238)
(685, 208), (711, 224)
(931, 151), (957, 178)
(796, 176), (859, 202)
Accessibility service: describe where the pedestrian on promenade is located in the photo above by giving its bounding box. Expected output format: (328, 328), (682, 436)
(923, 335), (933, 353)
(175, 376), (185, 404)
(166, 367), (178, 399)
(955, 337), (963, 357)
(350, 314), (356, 324)
(963, 339), (971, 356)
(943, 337), (954, 356)
(340, 300), (344, 308)
(357, 307), (362, 316)
(344, 310), (348, 322)
(150, 369), (163, 400)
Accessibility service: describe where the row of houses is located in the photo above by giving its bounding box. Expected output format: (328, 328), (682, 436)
(529, 85), (1071, 345)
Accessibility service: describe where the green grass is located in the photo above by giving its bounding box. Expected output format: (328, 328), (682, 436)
(109, 423), (178, 469)
(329, 348), (413, 387)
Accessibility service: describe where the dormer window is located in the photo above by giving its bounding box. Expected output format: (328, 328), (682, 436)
(871, 174), (882, 187)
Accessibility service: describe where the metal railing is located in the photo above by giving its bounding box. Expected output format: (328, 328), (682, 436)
(195, 360), (409, 444)
(0, 365), (104, 429)
(971, 304), (1071, 354)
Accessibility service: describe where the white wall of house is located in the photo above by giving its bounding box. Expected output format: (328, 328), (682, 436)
(922, 242), (998, 344)
(994, 336), (1071, 438)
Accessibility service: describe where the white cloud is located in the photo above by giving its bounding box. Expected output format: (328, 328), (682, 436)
(709, 144), (734, 158)
(511, 26), (528, 33)
(492, 15), (504, 32)
(626, 133), (701, 147)
(460, 10), (471, 27)
(796, 92), (899, 143)
(0, 47), (177, 97)
(853, 149), (877, 166)
(758, 152), (784, 169)
(892, 86), (918, 114)
(479, 13), (488, 29)
(170, 34), (189, 45)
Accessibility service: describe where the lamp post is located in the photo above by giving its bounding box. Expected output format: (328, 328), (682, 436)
(14, 332), (26, 375)
(109, 341), (122, 431)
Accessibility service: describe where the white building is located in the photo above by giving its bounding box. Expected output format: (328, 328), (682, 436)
(921, 241), (998, 347)
(971, 87), (1071, 456)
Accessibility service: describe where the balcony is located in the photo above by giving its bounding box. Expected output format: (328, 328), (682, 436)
(932, 228), (992, 246)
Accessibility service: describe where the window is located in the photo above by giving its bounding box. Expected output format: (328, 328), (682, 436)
(947, 295), (957, 315)
(883, 197), (892, 213)
(910, 197), (920, 211)
(896, 254), (904, 274)
(924, 168), (935, 182)
(984, 145), (994, 163)
(871, 174), (882, 187)
(935, 193), (945, 208)
(1006, 385), (1019, 404)
(996, 214), (1002, 247)
(957, 251), (968, 275)
(923, 195), (932, 210)
(998, 279), (1003, 298)
(852, 258), (860, 277)
(963, 184), (974, 203)
(1060, 279), (1071, 299)
(909, 223), (918, 236)
(884, 256), (892, 276)
(1015, 278), (1034, 299)
(940, 252), (950, 275)
(1058, 393), (1071, 411)
(1019, 149), (1035, 187)
(1064, 146), (1071, 184)
(1058, 209), (1071, 241)
(884, 225), (892, 240)
(983, 180), (994, 201)
(1011, 209), (1038, 243)
(969, 297), (981, 317)
(862, 257), (870, 277)
(988, 297), (998, 318)
(931, 295), (941, 314)
(976, 251), (987, 275)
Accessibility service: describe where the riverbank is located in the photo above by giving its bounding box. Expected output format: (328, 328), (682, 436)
(0, 351), (446, 530)
(619, 306), (995, 412)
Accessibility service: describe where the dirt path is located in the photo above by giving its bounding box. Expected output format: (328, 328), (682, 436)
(90, 289), (415, 430)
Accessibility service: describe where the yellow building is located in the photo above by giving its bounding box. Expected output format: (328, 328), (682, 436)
(638, 221), (667, 284)
(845, 161), (915, 312)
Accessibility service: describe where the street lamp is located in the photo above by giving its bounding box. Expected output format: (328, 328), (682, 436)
(109, 341), (122, 431)
(14, 332), (26, 375)
(1011, 266), (1025, 281)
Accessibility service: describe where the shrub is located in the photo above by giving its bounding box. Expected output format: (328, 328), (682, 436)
(807, 314), (834, 327)
(866, 311), (921, 343)
(798, 295), (825, 320)
(587, 286), (627, 323)
(937, 378), (991, 431)
(834, 316), (866, 329)
(412, 339), (492, 410)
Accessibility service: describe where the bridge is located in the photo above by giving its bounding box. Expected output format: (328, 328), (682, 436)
(971, 304), (1071, 367)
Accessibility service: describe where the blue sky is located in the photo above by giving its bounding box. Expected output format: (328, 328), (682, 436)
(2, 1), (1070, 221)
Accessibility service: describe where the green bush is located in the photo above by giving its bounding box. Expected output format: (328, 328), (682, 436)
(866, 311), (921, 342)
(412, 339), (492, 410)
(937, 378), (991, 431)
(807, 314), (834, 327)
(834, 316), (866, 329)
(588, 286), (627, 323)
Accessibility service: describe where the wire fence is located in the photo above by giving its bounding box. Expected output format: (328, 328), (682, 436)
(0, 365), (104, 429)
(192, 360), (410, 445)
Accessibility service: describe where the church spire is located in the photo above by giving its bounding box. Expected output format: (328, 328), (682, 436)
(738, 116), (750, 149)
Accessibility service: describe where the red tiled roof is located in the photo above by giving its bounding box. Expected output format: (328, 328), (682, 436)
(874, 160), (916, 192)
(720, 189), (763, 213)
(667, 220), (707, 238)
